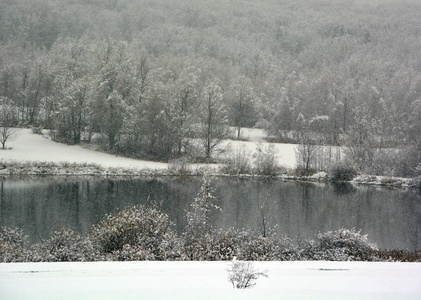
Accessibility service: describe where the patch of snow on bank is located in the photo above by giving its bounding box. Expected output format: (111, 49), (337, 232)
(352, 174), (414, 187)
(217, 140), (298, 169)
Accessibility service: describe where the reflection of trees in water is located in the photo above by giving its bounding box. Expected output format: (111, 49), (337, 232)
(403, 191), (421, 251)
(1, 177), (421, 250)
(332, 182), (356, 195)
(301, 183), (311, 227)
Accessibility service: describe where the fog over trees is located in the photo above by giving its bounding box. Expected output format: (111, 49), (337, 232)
(1, 0), (420, 175)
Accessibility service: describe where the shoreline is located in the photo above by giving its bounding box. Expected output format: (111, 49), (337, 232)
(0, 159), (418, 189)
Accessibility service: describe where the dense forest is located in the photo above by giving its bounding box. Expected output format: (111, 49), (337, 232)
(1, 0), (421, 176)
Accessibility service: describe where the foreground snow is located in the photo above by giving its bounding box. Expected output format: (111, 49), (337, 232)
(1, 261), (420, 300)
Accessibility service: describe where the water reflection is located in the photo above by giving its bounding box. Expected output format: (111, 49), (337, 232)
(0, 176), (420, 250)
(332, 182), (357, 195)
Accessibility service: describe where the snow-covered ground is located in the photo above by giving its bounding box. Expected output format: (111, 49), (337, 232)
(0, 129), (168, 171)
(1, 261), (420, 300)
(235, 127), (268, 143)
(0, 128), (299, 171)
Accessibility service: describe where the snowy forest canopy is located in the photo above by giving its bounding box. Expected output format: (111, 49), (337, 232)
(1, 0), (421, 170)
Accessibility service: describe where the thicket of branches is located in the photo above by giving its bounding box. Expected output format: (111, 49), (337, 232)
(1, 0), (421, 172)
(2, 209), (416, 263)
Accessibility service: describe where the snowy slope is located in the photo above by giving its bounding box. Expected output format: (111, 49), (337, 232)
(1, 261), (420, 300)
(0, 129), (168, 170)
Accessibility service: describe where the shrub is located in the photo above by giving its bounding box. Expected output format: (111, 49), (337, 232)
(238, 234), (297, 261)
(90, 205), (181, 260)
(212, 229), (241, 260)
(0, 226), (28, 262)
(227, 260), (268, 289)
(30, 227), (97, 262)
(374, 249), (421, 262)
(168, 157), (192, 175)
(254, 144), (278, 176)
(314, 228), (377, 261)
(184, 228), (244, 261)
(31, 126), (43, 134)
(223, 145), (252, 175)
(182, 232), (219, 261)
(107, 244), (155, 261)
(183, 229), (298, 261)
(330, 165), (357, 182)
(294, 166), (318, 177)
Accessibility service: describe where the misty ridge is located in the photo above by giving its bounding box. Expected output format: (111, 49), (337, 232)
(1, 0), (421, 178)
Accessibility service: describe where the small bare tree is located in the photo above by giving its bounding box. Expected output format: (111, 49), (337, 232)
(0, 97), (20, 149)
(227, 260), (268, 289)
(0, 127), (20, 149)
(254, 143), (278, 175)
(224, 145), (252, 174)
(198, 82), (229, 161)
(256, 202), (277, 238)
(295, 129), (320, 175)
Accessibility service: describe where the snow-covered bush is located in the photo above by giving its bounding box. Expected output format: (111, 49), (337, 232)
(91, 205), (181, 260)
(168, 157), (192, 175)
(107, 244), (154, 261)
(0, 226), (28, 262)
(30, 227), (97, 262)
(313, 228), (377, 261)
(212, 228), (242, 260)
(254, 144), (278, 176)
(223, 145), (252, 175)
(238, 234), (297, 261)
(183, 228), (298, 261)
(375, 249), (421, 262)
(227, 260), (268, 289)
(186, 228), (243, 261)
(330, 165), (357, 182)
(182, 232), (217, 261)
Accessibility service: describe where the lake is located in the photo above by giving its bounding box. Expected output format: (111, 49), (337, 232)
(0, 176), (420, 250)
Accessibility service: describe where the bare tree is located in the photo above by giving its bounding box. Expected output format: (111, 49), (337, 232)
(229, 78), (256, 139)
(0, 127), (20, 149)
(198, 82), (228, 161)
(343, 107), (376, 173)
(0, 97), (20, 149)
(295, 131), (320, 175)
(256, 202), (275, 238)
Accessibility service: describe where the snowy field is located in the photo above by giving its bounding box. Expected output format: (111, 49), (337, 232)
(0, 128), (299, 170)
(0, 129), (168, 171)
(1, 261), (420, 300)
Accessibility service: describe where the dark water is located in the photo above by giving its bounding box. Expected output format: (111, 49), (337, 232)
(0, 176), (420, 250)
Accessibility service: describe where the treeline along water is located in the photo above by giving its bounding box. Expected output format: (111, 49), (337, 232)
(0, 176), (420, 250)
